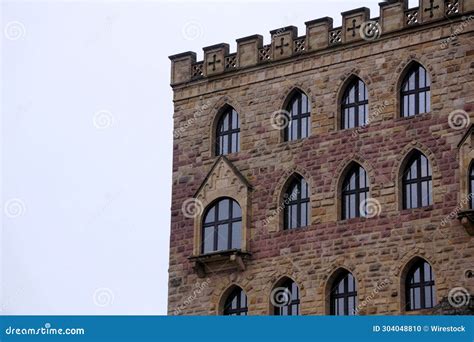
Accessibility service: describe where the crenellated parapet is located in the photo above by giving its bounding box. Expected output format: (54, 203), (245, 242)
(169, 0), (473, 86)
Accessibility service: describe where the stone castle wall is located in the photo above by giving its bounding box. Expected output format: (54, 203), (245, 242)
(168, 0), (474, 315)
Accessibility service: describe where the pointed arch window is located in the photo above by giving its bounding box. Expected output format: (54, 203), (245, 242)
(216, 107), (240, 156)
(405, 259), (436, 311)
(470, 163), (474, 209)
(284, 175), (310, 229)
(401, 63), (431, 117)
(273, 279), (300, 316)
(223, 287), (248, 316)
(202, 198), (242, 254)
(284, 90), (310, 141)
(330, 270), (358, 316)
(341, 164), (369, 219)
(341, 77), (368, 129)
(402, 151), (433, 209)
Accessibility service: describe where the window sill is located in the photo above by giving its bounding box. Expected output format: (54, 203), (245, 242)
(277, 137), (309, 148)
(188, 249), (251, 278)
(394, 111), (431, 122)
(399, 205), (434, 215)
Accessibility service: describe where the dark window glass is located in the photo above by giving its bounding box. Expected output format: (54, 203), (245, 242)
(470, 163), (474, 209)
(341, 78), (368, 129)
(273, 279), (300, 316)
(402, 152), (433, 209)
(223, 287), (248, 316)
(401, 64), (431, 117)
(342, 165), (369, 219)
(201, 198), (242, 254)
(284, 91), (310, 141)
(216, 107), (240, 155)
(284, 175), (310, 229)
(406, 260), (436, 311)
(330, 271), (358, 316)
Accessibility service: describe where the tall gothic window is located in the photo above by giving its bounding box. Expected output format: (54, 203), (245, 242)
(223, 287), (248, 316)
(273, 279), (300, 316)
(216, 107), (240, 156)
(202, 198), (241, 254)
(401, 63), (431, 117)
(470, 162), (474, 209)
(341, 164), (369, 219)
(341, 77), (368, 129)
(284, 90), (310, 141)
(284, 175), (310, 229)
(402, 151), (433, 209)
(330, 270), (358, 316)
(405, 259), (436, 311)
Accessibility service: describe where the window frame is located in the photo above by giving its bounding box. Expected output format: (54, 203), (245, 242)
(284, 91), (311, 142)
(405, 259), (436, 311)
(201, 198), (242, 254)
(223, 287), (248, 316)
(283, 176), (310, 230)
(341, 77), (369, 130)
(402, 152), (433, 210)
(400, 64), (431, 118)
(330, 271), (358, 316)
(215, 107), (240, 156)
(341, 165), (369, 220)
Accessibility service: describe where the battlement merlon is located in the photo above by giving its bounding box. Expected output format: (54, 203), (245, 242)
(169, 0), (474, 86)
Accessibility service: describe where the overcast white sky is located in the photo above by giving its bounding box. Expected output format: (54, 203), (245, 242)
(1, 0), (419, 315)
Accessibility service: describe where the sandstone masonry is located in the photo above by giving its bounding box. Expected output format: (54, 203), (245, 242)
(168, 0), (474, 315)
